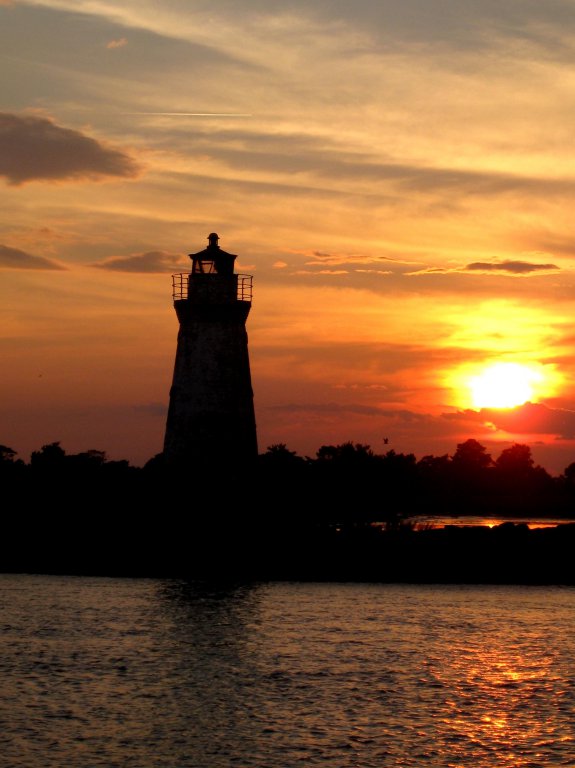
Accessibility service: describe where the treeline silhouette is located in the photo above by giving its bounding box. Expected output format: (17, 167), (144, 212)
(2, 438), (574, 582)
(3, 437), (574, 519)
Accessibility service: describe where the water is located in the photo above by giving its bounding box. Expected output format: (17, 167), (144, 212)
(408, 516), (574, 529)
(2, 575), (574, 768)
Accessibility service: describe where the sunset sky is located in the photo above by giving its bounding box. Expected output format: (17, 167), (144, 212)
(2, 0), (575, 472)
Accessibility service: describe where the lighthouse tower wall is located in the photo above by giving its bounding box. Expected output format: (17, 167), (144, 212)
(163, 237), (258, 467)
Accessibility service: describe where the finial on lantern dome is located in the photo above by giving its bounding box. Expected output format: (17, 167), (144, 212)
(208, 233), (219, 247)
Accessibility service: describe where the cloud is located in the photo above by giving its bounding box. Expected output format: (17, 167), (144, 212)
(106, 37), (128, 49)
(292, 269), (349, 276)
(407, 260), (559, 277)
(269, 402), (469, 427)
(158, 123), (575, 214)
(302, 249), (396, 267)
(92, 250), (187, 273)
(304, 250), (371, 264)
(0, 112), (141, 185)
(270, 402), (388, 416)
(0, 244), (65, 270)
(355, 269), (393, 275)
(446, 402), (575, 439)
(465, 260), (559, 274)
(20, 1), (575, 66)
(272, 261), (288, 269)
(529, 236), (575, 258)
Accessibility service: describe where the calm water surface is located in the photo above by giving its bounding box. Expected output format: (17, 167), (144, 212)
(1, 575), (574, 767)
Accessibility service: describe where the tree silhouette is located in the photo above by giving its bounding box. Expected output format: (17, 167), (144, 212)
(495, 443), (534, 474)
(0, 444), (26, 480)
(316, 441), (375, 464)
(452, 439), (493, 470)
(494, 443), (553, 501)
(259, 443), (306, 467)
(450, 439), (495, 509)
(0, 445), (17, 463)
(1, 435), (574, 531)
(30, 441), (67, 469)
(417, 454), (453, 513)
(563, 462), (575, 487)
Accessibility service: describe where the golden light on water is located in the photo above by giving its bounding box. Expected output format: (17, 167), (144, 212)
(433, 640), (562, 767)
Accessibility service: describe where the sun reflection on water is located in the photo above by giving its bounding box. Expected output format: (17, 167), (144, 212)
(430, 638), (571, 767)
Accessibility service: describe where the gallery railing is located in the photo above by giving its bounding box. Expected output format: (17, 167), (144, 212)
(172, 273), (253, 302)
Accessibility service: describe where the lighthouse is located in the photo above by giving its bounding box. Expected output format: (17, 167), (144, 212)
(163, 233), (258, 467)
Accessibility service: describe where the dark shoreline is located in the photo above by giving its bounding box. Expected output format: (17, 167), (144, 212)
(4, 438), (575, 587)
(3, 520), (575, 585)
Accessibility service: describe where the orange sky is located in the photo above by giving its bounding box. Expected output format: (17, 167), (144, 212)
(2, 1), (575, 473)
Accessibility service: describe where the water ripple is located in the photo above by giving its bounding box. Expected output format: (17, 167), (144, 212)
(1, 577), (574, 767)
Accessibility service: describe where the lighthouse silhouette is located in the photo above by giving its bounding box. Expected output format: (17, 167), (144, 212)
(163, 233), (258, 467)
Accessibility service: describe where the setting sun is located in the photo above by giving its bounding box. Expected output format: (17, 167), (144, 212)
(468, 363), (543, 409)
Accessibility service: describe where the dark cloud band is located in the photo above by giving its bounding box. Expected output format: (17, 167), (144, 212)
(0, 244), (65, 270)
(0, 112), (140, 185)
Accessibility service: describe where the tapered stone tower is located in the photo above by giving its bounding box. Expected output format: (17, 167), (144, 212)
(163, 233), (257, 466)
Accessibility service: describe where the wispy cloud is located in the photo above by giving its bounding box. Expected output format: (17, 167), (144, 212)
(0, 244), (65, 270)
(408, 260), (559, 277)
(269, 402), (389, 417)
(150, 123), (575, 210)
(0, 112), (141, 185)
(354, 269), (393, 275)
(465, 260), (559, 274)
(446, 402), (575, 440)
(106, 37), (128, 49)
(300, 248), (398, 267)
(20, 1), (575, 67)
(292, 269), (349, 276)
(92, 250), (187, 273)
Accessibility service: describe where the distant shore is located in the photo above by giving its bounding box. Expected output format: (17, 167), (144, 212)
(3, 438), (575, 584)
(3, 519), (575, 585)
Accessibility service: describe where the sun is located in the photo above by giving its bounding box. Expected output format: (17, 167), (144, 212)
(467, 362), (543, 409)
